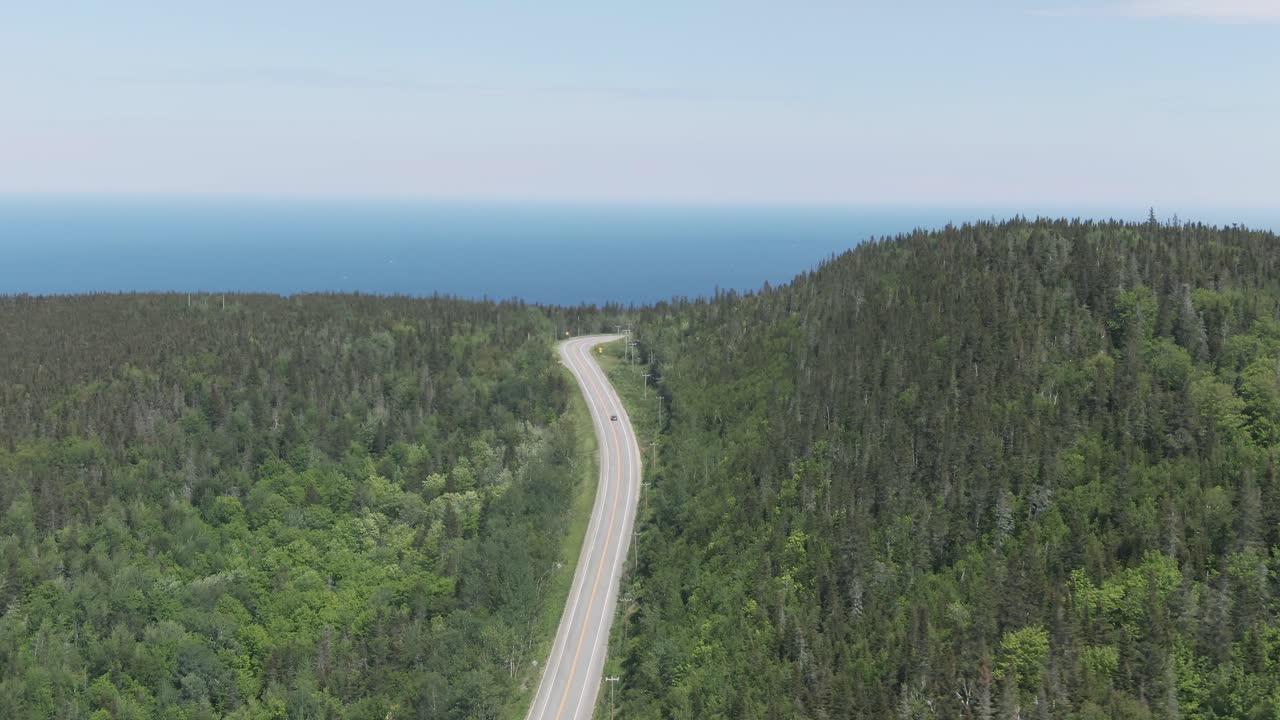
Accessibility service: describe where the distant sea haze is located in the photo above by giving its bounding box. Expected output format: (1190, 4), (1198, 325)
(2, 198), (1275, 306)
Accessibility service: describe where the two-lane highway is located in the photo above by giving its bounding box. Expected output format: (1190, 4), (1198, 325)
(528, 335), (642, 720)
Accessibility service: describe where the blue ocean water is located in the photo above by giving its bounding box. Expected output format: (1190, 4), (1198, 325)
(1, 198), (1275, 306)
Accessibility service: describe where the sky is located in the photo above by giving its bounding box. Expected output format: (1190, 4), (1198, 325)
(1, 1), (1277, 208)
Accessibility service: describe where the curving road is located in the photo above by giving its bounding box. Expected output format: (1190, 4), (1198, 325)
(528, 335), (641, 720)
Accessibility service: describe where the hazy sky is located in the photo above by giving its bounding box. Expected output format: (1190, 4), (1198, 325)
(2, 1), (1277, 206)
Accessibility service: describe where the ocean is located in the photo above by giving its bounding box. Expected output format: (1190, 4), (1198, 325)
(1, 198), (1274, 306)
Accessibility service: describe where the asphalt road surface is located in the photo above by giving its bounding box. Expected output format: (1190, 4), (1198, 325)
(527, 335), (641, 720)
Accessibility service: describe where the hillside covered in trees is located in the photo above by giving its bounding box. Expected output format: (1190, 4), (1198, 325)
(6, 218), (1280, 720)
(0, 294), (604, 718)
(623, 219), (1280, 719)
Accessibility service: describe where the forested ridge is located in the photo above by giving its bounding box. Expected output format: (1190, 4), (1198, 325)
(0, 293), (604, 718)
(7, 218), (1280, 720)
(623, 218), (1280, 719)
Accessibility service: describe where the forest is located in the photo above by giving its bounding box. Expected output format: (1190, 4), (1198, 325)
(6, 217), (1280, 720)
(620, 218), (1280, 719)
(0, 293), (608, 719)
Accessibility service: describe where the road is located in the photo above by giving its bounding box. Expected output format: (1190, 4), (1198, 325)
(527, 335), (641, 720)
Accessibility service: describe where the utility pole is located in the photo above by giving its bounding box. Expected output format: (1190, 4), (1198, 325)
(619, 594), (632, 649)
(642, 373), (652, 398)
(632, 476), (651, 578)
(605, 676), (620, 720)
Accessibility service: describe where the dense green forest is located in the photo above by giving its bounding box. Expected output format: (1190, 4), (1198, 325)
(622, 218), (1280, 719)
(0, 294), (604, 719)
(7, 219), (1280, 720)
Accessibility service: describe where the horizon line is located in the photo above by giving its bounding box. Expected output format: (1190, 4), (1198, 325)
(2, 191), (1277, 215)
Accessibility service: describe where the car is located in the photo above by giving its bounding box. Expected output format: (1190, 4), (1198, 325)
(610, 414), (618, 421)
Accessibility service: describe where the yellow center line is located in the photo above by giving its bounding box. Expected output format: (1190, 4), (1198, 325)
(529, 340), (609, 720)
(550, 340), (626, 719)
(565, 353), (634, 717)
(568, 345), (638, 719)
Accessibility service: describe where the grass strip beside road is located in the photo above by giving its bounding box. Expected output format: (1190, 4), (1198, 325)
(504, 347), (608, 719)
(593, 340), (660, 718)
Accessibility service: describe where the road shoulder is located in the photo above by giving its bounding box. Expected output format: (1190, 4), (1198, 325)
(503, 353), (603, 719)
(590, 341), (661, 718)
